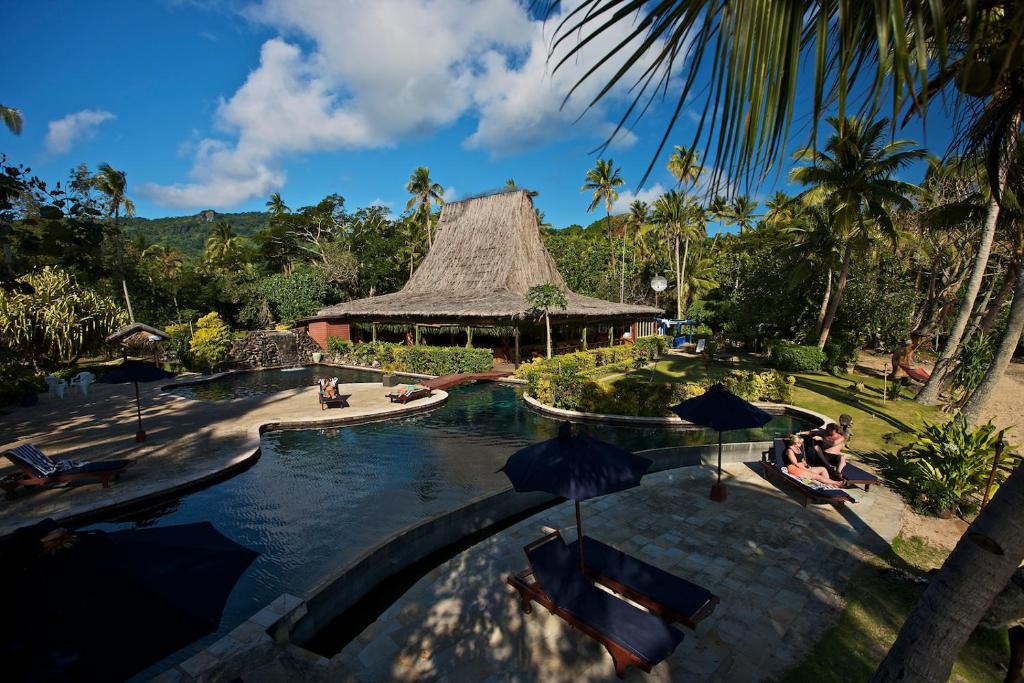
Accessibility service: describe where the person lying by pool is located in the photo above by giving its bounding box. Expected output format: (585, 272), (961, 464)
(783, 434), (837, 486)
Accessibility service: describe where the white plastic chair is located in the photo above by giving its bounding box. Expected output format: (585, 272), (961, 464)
(695, 339), (706, 354)
(70, 371), (95, 397)
(44, 375), (67, 399)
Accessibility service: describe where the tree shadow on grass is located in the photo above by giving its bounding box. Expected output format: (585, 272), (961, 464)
(793, 377), (918, 434)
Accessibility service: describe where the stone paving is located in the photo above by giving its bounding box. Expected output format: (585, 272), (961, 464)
(216, 461), (905, 683)
(0, 373), (446, 536)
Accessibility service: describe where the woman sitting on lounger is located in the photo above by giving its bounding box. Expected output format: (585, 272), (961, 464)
(320, 377), (339, 399)
(784, 434), (836, 486)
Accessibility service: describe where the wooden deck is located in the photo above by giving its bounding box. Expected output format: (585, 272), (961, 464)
(423, 371), (512, 391)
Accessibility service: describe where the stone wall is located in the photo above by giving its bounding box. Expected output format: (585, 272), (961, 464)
(228, 331), (322, 369)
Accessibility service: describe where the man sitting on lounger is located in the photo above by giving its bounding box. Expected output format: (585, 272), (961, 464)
(810, 423), (848, 478)
(784, 434), (836, 486)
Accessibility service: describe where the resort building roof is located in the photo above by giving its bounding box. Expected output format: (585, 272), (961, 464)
(305, 189), (660, 325)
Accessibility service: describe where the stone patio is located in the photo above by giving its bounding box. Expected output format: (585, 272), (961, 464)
(218, 462), (904, 683)
(0, 373), (446, 536)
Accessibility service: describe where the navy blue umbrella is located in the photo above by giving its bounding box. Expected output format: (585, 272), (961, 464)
(671, 383), (773, 501)
(501, 421), (652, 571)
(99, 361), (177, 442)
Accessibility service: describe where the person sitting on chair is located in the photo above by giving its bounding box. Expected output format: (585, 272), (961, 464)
(321, 377), (339, 400)
(809, 423), (848, 481)
(784, 434), (836, 486)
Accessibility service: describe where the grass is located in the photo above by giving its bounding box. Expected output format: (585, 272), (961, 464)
(780, 534), (1008, 683)
(612, 354), (946, 456)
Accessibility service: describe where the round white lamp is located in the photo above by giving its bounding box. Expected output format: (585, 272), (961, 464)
(650, 275), (668, 308)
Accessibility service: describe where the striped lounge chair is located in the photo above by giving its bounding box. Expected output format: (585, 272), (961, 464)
(2, 444), (132, 494)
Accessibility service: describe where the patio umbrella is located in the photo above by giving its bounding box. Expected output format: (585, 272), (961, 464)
(670, 383), (773, 502)
(98, 360), (176, 442)
(500, 421), (652, 572)
(5, 521), (258, 682)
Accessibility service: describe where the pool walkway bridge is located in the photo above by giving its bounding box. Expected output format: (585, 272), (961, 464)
(423, 371), (513, 391)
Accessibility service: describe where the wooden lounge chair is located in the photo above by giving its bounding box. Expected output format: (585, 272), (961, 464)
(574, 534), (719, 629)
(386, 384), (432, 404)
(507, 532), (685, 678)
(317, 378), (349, 410)
(799, 437), (880, 491)
(760, 440), (855, 508)
(2, 444), (132, 494)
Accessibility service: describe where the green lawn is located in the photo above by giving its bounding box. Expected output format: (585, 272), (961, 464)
(612, 354), (946, 455)
(780, 534), (1008, 683)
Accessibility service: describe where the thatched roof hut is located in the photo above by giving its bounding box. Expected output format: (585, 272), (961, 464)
(305, 189), (660, 326)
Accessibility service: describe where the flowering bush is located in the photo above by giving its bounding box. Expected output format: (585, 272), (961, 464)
(189, 313), (233, 373)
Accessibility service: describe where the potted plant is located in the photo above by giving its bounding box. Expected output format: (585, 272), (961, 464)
(312, 351), (323, 363)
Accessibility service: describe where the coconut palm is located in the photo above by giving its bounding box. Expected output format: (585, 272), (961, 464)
(764, 191), (797, 227)
(204, 222), (243, 267)
(90, 163), (136, 322)
(712, 195), (760, 233)
(1, 105), (22, 135)
(581, 159), (625, 299)
(790, 116), (926, 349)
(626, 199), (650, 263)
(405, 167), (445, 249)
(266, 192), (289, 217)
(652, 190), (688, 317)
(666, 146), (702, 189)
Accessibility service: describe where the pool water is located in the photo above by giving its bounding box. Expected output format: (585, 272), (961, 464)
(167, 366), (386, 400)
(89, 381), (814, 676)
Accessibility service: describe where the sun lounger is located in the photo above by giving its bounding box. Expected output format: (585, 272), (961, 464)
(694, 338), (706, 354)
(899, 363), (930, 382)
(2, 444), (132, 493)
(760, 439), (855, 507)
(507, 532), (685, 678)
(317, 378), (349, 410)
(575, 534), (719, 629)
(386, 384), (432, 404)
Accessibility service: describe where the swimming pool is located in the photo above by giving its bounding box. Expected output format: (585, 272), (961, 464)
(167, 366), (387, 401)
(89, 381), (815, 677)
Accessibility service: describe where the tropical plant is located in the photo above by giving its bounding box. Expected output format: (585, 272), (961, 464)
(1, 105), (22, 135)
(666, 146), (701, 189)
(581, 159), (625, 298)
(90, 163), (136, 321)
(405, 166), (444, 249)
(651, 189), (686, 317)
(188, 312), (233, 373)
(203, 222), (244, 268)
(711, 195), (760, 233)
(949, 333), (994, 407)
(768, 343), (826, 372)
(890, 416), (1006, 516)
(525, 283), (568, 359)
(0, 266), (126, 368)
(265, 192), (289, 217)
(790, 116), (926, 348)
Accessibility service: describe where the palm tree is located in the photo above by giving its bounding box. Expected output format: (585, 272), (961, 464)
(266, 192), (289, 217)
(405, 167), (445, 249)
(666, 146), (702, 189)
(525, 283), (568, 359)
(1, 105), (22, 135)
(712, 195), (760, 233)
(764, 191), (796, 226)
(91, 163), (136, 322)
(626, 199), (650, 263)
(652, 190), (687, 317)
(505, 178), (539, 198)
(790, 116), (926, 349)
(581, 159), (625, 299)
(204, 222), (242, 267)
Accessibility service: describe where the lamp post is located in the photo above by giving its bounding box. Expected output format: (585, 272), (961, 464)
(650, 275), (668, 309)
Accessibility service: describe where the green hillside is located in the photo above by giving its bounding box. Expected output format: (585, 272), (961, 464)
(125, 210), (268, 257)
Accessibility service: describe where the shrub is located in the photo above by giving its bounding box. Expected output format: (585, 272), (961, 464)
(392, 345), (492, 375)
(189, 313), (233, 373)
(950, 333), (993, 404)
(0, 357), (45, 406)
(633, 335), (668, 360)
(769, 344), (826, 372)
(823, 341), (858, 375)
(165, 322), (194, 368)
(718, 369), (793, 403)
(889, 416), (1006, 516)
(326, 337), (354, 355)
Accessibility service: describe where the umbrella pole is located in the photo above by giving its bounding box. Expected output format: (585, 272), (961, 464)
(710, 430), (726, 502)
(575, 499), (585, 574)
(134, 381), (146, 442)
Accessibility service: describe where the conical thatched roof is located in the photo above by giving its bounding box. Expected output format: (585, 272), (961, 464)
(309, 189), (660, 324)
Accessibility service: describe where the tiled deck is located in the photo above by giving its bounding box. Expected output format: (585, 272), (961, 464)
(0, 375), (446, 536)
(223, 463), (904, 682)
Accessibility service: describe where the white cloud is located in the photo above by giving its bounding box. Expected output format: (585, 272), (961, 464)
(442, 186), (458, 202)
(45, 110), (115, 155)
(611, 183), (668, 214)
(144, 0), (677, 208)
(369, 197), (393, 209)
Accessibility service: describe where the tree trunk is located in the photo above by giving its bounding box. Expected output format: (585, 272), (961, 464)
(917, 185), (1006, 404)
(871, 462), (1024, 682)
(674, 233), (682, 319)
(679, 235), (690, 318)
(424, 203), (432, 249)
(113, 205), (135, 323)
(962, 264), (1024, 425)
(545, 312), (552, 359)
(817, 242), (852, 349)
(607, 212), (615, 273)
(619, 225), (626, 303)
(816, 268), (833, 336)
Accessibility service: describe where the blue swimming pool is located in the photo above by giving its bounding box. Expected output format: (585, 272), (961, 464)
(89, 381), (815, 678)
(167, 366), (387, 401)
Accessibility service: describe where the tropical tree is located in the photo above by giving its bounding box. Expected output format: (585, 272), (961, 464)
(652, 190), (687, 317)
(203, 222), (243, 268)
(626, 200), (650, 265)
(711, 195), (760, 233)
(790, 116), (926, 348)
(90, 163), (136, 322)
(505, 178), (539, 198)
(666, 146), (702, 189)
(1, 105), (22, 135)
(525, 283), (567, 359)
(141, 244), (184, 319)
(265, 192), (289, 217)
(764, 191), (796, 227)
(405, 166), (445, 249)
(581, 159), (625, 299)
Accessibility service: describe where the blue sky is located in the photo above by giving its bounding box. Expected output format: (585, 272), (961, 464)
(4, 0), (955, 230)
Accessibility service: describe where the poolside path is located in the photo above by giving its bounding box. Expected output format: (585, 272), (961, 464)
(244, 463), (904, 682)
(0, 375), (447, 537)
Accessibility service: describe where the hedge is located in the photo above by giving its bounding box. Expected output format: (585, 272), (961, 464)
(326, 339), (491, 375)
(769, 344), (826, 372)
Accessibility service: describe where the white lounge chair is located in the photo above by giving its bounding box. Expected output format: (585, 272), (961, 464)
(44, 376), (67, 400)
(69, 371), (96, 397)
(694, 339), (706, 354)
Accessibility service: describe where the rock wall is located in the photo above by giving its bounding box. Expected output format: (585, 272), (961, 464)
(228, 331), (322, 369)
